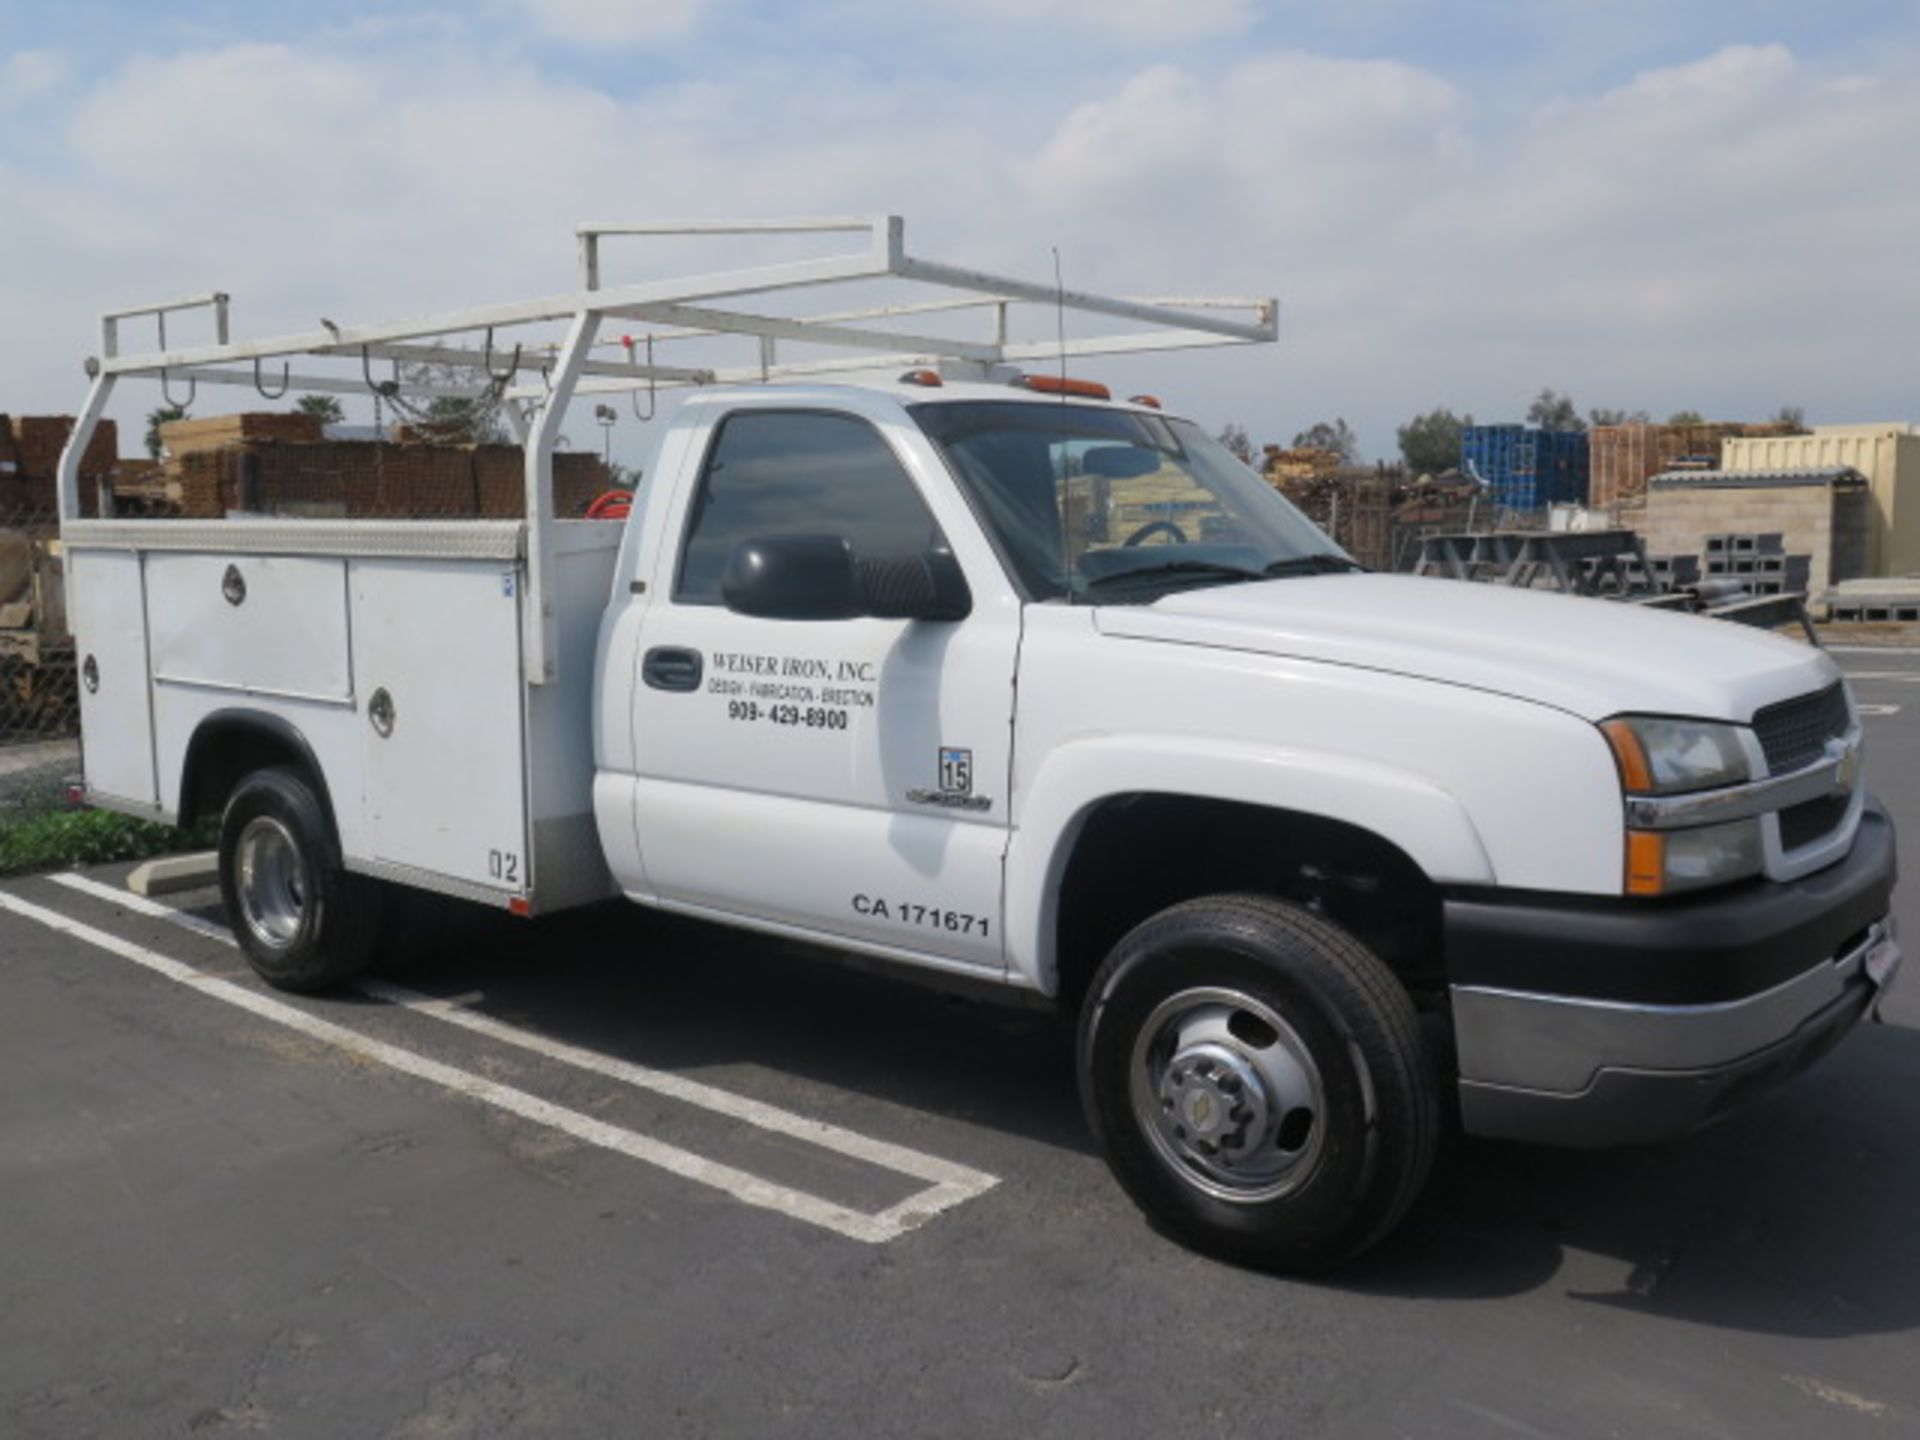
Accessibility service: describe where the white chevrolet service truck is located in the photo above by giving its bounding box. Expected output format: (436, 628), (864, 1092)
(60, 218), (1900, 1269)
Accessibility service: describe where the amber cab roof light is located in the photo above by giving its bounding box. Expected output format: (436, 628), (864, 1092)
(1014, 373), (1112, 401)
(1128, 394), (1162, 409)
(898, 368), (943, 387)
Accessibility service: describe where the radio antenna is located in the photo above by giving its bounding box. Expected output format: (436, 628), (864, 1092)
(1051, 245), (1077, 589)
(1051, 245), (1069, 393)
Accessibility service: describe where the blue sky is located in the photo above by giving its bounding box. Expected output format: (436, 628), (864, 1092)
(2, 0), (1917, 461)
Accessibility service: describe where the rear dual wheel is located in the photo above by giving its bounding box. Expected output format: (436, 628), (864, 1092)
(1079, 894), (1438, 1272)
(218, 766), (384, 994)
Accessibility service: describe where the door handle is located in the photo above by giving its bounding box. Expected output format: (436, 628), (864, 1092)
(642, 646), (703, 693)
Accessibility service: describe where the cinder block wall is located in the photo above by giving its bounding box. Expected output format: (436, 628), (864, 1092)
(1642, 482), (1867, 597)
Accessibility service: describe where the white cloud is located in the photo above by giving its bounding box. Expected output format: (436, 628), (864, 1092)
(518, 0), (718, 46)
(0, 49), (69, 109)
(2, 28), (1916, 460)
(1023, 52), (1464, 236)
(926, 0), (1257, 41)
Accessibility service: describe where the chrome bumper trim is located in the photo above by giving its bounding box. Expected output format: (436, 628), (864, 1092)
(1452, 918), (1895, 1095)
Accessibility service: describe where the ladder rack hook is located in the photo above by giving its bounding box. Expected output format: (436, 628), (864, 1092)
(360, 346), (400, 399)
(481, 326), (523, 391)
(160, 368), (196, 411)
(624, 335), (657, 422)
(253, 356), (291, 400)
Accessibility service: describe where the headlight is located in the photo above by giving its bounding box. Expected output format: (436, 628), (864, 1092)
(1600, 716), (1750, 795)
(1602, 716), (1761, 895)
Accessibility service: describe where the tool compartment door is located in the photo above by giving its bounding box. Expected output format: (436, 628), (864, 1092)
(68, 548), (157, 806)
(349, 558), (527, 893)
(145, 553), (351, 701)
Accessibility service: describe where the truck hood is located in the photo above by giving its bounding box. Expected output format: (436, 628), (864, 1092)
(1092, 573), (1839, 723)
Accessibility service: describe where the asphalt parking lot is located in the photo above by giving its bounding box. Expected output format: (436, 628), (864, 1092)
(4, 647), (1918, 1439)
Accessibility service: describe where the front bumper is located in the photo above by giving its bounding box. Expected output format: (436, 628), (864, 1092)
(1445, 804), (1900, 1148)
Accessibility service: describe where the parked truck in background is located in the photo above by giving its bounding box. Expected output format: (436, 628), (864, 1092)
(57, 219), (1901, 1270)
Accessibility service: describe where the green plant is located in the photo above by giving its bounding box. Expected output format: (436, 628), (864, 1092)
(0, 806), (216, 876)
(1396, 407), (1472, 475)
(145, 404), (187, 459)
(297, 395), (346, 426)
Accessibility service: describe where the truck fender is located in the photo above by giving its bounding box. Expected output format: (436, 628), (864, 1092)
(177, 707), (338, 847)
(1005, 734), (1495, 993)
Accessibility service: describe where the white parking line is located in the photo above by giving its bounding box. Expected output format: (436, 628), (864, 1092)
(51, 871), (997, 1204)
(55, 871), (237, 944)
(12, 880), (998, 1242)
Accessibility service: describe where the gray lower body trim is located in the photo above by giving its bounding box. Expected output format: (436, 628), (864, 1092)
(1455, 918), (1899, 1148)
(344, 855), (518, 911)
(528, 812), (620, 914)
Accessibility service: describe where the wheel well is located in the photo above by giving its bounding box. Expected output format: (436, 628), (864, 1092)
(178, 711), (336, 842)
(1053, 795), (1445, 1010)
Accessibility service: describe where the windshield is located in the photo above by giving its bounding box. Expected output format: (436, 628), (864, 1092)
(912, 401), (1347, 601)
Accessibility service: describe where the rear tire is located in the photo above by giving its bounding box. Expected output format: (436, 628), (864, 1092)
(1078, 893), (1438, 1272)
(218, 766), (383, 993)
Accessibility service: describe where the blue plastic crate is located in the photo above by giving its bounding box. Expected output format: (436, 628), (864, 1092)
(1461, 425), (1589, 509)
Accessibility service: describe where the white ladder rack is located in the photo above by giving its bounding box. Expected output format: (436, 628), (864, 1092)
(60, 214), (1278, 685)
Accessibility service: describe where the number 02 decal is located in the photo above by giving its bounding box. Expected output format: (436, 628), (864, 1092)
(488, 849), (521, 884)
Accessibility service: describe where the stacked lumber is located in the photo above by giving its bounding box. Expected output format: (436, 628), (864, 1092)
(158, 412), (324, 458)
(1275, 468), (1395, 570)
(1, 415), (120, 517)
(153, 433), (611, 520)
(1260, 446), (1343, 486)
(1589, 422), (1800, 511)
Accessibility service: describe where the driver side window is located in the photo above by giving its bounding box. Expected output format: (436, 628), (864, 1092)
(676, 410), (946, 606)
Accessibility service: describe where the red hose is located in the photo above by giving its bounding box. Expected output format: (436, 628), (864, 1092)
(584, 489), (633, 521)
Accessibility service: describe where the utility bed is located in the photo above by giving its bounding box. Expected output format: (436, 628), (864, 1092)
(67, 515), (621, 912)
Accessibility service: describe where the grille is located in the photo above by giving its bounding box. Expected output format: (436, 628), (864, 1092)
(1752, 683), (1850, 775)
(1779, 791), (1852, 852)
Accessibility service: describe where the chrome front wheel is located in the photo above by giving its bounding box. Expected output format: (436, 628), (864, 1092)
(1129, 987), (1327, 1202)
(1078, 894), (1439, 1272)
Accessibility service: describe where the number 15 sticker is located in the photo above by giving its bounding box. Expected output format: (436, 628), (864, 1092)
(939, 747), (973, 795)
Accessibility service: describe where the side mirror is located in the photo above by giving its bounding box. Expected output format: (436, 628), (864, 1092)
(721, 536), (973, 623)
(722, 535), (864, 620)
(855, 550), (971, 622)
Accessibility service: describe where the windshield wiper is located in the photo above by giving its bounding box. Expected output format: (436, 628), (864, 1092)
(1079, 560), (1267, 593)
(1262, 553), (1366, 577)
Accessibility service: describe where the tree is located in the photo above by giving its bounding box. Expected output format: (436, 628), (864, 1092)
(1771, 404), (1807, 431)
(410, 395), (506, 445)
(1588, 407), (1650, 427)
(1291, 418), (1357, 462)
(381, 343), (512, 444)
(1526, 389), (1585, 433)
(1667, 409), (1705, 426)
(297, 394), (345, 426)
(1396, 407), (1471, 475)
(1216, 422), (1253, 465)
(145, 404), (187, 460)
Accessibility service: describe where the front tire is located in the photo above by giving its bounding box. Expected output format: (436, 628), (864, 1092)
(218, 766), (383, 993)
(1078, 894), (1438, 1272)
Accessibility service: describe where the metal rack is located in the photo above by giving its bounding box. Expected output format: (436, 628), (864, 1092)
(58, 215), (1278, 684)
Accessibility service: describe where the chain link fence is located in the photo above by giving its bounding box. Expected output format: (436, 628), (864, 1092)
(0, 502), (81, 822)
